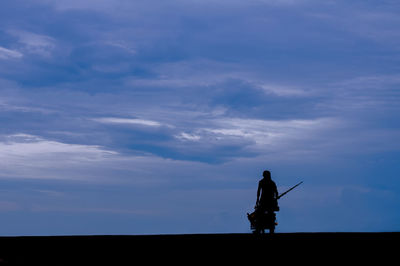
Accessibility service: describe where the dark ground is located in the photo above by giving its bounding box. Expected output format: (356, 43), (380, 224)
(0, 232), (397, 265)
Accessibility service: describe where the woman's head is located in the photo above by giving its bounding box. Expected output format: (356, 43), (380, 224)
(263, 170), (271, 180)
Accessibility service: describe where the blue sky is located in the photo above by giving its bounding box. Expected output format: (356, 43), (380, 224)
(0, 0), (399, 235)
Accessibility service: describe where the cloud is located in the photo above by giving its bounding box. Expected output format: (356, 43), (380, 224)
(321, 74), (400, 113)
(0, 133), (118, 181)
(0, 133), (215, 184)
(200, 117), (339, 151)
(0, 46), (23, 60)
(260, 84), (309, 97)
(0, 134), (117, 162)
(103, 41), (136, 55)
(93, 117), (165, 127)
(8, 30), (56, 57)
(175, 132), (202, 141)
(216, 118), (330, 139)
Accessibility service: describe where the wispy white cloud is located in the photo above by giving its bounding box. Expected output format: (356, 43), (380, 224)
(8, 30), (56, 57)
(103, 41), (136, 54)
(336, 74), (400, 89)
(259, 84), (309, 97)
(93, 117), (164, 127)
(168, 116), (346, 162)
(0, 133), (116, 159)
(0, 133), (206, 184)
(175, 132), (202, 141)
(0, 134), (118, 181)
(0, 46), (23, 59)
(204, 117), (337, 145)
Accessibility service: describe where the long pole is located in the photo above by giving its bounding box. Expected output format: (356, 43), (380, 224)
(277, 181), (303, 199)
